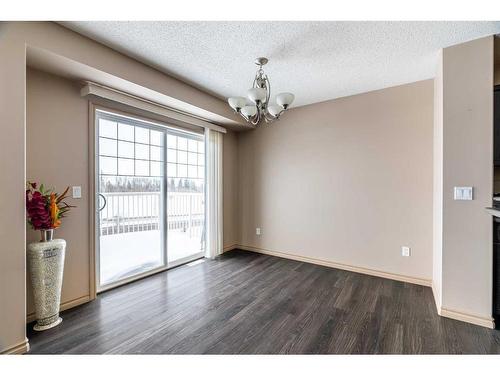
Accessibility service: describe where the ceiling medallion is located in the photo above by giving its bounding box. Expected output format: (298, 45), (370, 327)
(228, 57), (295, 126)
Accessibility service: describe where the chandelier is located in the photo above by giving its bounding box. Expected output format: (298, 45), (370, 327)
(227, 57), (295, 125)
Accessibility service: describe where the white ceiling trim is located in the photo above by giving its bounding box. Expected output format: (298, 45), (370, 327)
(81, 82), (227, 133)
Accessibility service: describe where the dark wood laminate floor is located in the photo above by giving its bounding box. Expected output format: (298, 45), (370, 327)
(28, 250), (500, 354)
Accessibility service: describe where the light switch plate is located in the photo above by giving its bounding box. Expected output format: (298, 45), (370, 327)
(256, 228), (261, 236)
(401, 246), (411, 257)
(72, 186), (82, 199)
(454, 186), (473, 201)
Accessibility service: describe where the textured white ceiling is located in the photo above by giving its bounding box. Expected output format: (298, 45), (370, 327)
(60, 21), (500, 107)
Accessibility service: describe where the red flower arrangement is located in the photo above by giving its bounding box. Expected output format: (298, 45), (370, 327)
(26, 182), (75, 230)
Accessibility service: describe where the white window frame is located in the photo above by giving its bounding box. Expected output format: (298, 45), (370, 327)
(91, 104), (206, 293)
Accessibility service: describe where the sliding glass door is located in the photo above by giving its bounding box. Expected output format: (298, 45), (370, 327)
(166, 130), (206, 266)
(95, 109), (205, 291)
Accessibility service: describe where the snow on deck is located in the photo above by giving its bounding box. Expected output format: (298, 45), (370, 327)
(100, 229), (203, 285)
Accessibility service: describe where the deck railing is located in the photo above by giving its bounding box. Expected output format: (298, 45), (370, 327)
(100, 192), (204, 237)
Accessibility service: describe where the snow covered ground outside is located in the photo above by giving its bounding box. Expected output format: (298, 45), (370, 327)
(100, 229), (203, 285)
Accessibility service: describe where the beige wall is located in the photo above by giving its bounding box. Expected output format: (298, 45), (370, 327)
(495, 36), (500, 85)
(26, 68), (91, 317)
(0, 23), (28, 354)
(25, 68), (240, 320)
(238, 80), (434, 281)
(438, 36), (494, 320)
(433, 51), (444, 308)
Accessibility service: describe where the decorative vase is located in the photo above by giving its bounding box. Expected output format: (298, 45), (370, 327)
(27, 229), (66, 331)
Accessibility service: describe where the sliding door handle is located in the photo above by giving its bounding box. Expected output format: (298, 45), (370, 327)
(98, 193), (107, 212)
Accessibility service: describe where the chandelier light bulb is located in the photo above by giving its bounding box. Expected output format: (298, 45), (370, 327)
(247, 88), (267, 104)
(267, 105), (282, 118)
(228, 96), (247, 111)
(241, 105), (257, 118)
(276, 93), (295, 109)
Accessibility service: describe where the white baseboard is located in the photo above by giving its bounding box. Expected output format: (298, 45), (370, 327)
(438, 307), (495, 329)
(237, 244), (432, 287)
(1, 338), (29, 354)
(27, 294), (91, 323)
(223, 243), (238, 253)
(431, 282), (494, 329)
(431, 282), (442, 312)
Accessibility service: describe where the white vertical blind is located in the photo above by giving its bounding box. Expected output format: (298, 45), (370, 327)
(205, 128), (223, 259)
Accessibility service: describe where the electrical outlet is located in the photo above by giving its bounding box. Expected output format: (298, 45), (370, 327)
(401, 246), (411, 257)
(256, 227), (261, 236)
(72, 186), (82, 199)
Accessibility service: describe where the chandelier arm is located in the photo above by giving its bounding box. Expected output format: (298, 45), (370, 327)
(253, 108), (261, 125)
(239, 112), (249, 122)
(263, 111), (277, 123)
(265, 75), (271, 108)
(253, 66), (263, 89)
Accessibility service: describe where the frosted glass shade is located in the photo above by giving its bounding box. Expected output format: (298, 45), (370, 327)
(247, 88), (267, 104)
(228, 96), (247, 111)
(267, 105), (282, 118)
(276, 92), (295, 108)
(241, 105), (257, 118)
